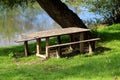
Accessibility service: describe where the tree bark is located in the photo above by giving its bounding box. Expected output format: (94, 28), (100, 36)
(36, 0), (87, 28)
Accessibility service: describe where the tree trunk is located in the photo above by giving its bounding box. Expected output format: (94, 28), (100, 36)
(36, 0), (87, 28)
(36, 0), (95, 52)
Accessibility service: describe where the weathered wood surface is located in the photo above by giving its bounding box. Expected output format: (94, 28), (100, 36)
(24, 41), (29, 56)
(79, 33), (84, 53)
(36, 38), (41, 54)
(15, 28), (100, 58)
(22, 27), (90, 38)
(36, 54), (46, 58)
(88, 42), (93, 53)
(48, 38), (100, 54)
(46, 37), (50, 58)
(15, 37), (35, 42)
(47, 38), (100, 48)
(15, 38), (36, 56)
(56, 36), (62, 58)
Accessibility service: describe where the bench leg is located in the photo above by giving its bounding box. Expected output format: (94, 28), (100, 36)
(36, 38), (41, 54)
(24, 41), (29, 56)
(88, 41), (95, 53)
(56, 47), (61, 58)
(46, 37), (50, 58)
(79, 33), (84, 53)
(36, 38), (47, 58)
(91, 41), (95, 51)
(88, 42), (92, 53)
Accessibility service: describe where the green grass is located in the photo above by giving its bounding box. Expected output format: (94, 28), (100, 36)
(0, 24), (120, 80)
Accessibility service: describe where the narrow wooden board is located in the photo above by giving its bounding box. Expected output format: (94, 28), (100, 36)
(48, 38), (100, 48)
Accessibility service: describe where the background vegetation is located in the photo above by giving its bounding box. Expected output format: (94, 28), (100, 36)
(63, 0), (120, 24)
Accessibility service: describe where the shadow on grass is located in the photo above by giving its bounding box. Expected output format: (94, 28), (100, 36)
(97, 31), (120, 42)
(0, 46), (24, 56)
(0, 43), (36, 57)
(61, 46), (111, 58)
(95, 46), (111, 52)
(62, 50), (80, 58)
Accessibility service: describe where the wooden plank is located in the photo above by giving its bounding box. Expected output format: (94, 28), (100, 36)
(46, 37), (50, 58)
(24, 41), (29, 56)
(48, 38), (100, 48)
(79, 33), (84, 53)
(36, 38), (41, 54)
(22, 27), (90, 39)
(15, 38), (35, 42)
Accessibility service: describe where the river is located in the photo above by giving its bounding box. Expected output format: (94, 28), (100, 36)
(0, 3), (102, 47)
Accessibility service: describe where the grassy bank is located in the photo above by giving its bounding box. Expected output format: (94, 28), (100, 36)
(0, 24), (120, 80)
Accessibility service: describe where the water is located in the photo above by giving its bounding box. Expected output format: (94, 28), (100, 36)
(0, 3), (102, 47)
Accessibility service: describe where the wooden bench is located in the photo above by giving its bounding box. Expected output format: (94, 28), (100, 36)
(15, 28), (101, 59)
(15, 37), (100, 58)
(15, 37), (36, 56)
(46, 38), (100, 58)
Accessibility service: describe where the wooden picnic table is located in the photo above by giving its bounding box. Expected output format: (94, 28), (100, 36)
(22, 27), (90, 58)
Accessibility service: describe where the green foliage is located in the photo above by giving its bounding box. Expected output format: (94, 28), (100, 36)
(62, 0), (83, 6)
(0, 0), (36, 9)
(61, 0), (92, 7)
(62, 0), (120, 24)
(89, 0), (120, 24)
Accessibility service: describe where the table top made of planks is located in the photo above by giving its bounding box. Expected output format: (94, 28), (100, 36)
(22, 27), (90, 38)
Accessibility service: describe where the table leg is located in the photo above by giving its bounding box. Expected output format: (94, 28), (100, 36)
(36, 38), (41, 55)
(69, 34), (73, 51)
(88, 42), (92, 53)
(24, 41), (29, 56)
(36, 38), (46, 58)
(56, 36), (62, 58)
(88, 41), (95, 53)
(46, 37), (50, 58)
(79, 33), (84, 53)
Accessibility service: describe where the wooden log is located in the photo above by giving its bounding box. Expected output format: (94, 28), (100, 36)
(79, 33), (84, 53)
(46, 37), (50, 58)
(24, 41), (29, 56)
(36, 38), (41, 55)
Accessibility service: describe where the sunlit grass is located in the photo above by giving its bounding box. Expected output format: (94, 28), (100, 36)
(0, 24), (120, 80)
